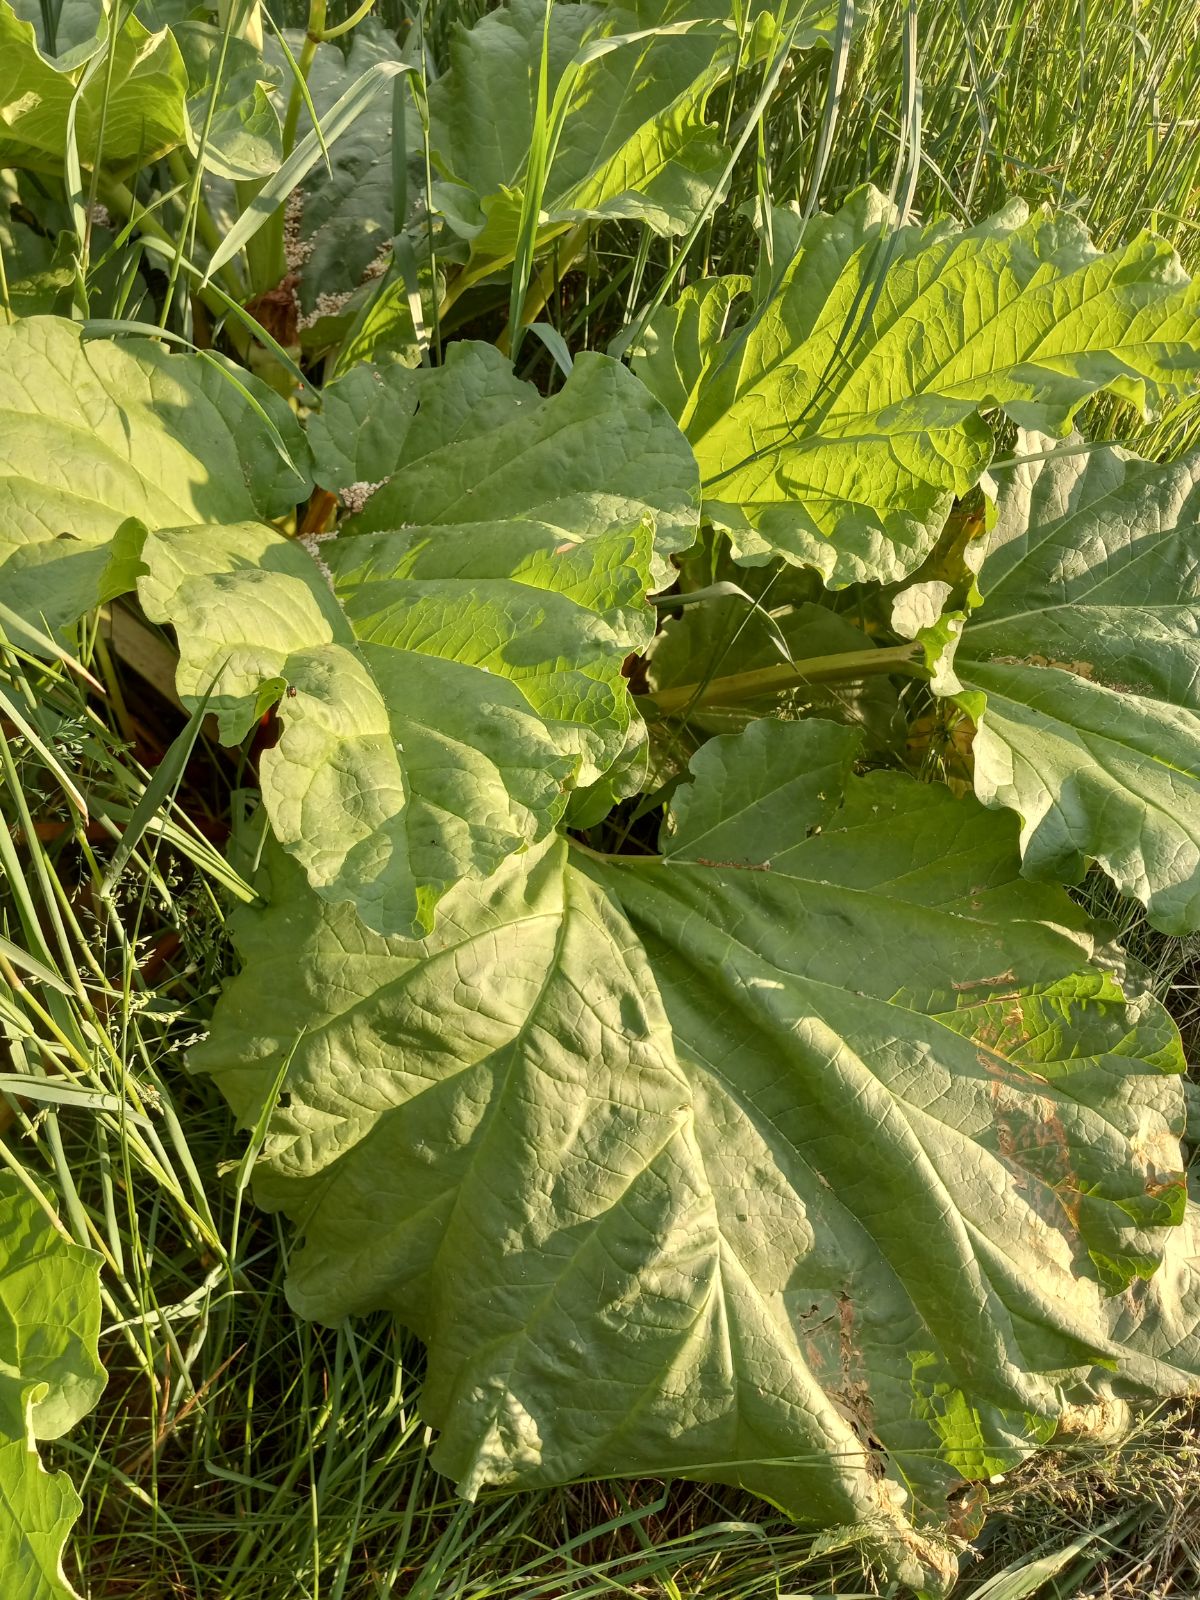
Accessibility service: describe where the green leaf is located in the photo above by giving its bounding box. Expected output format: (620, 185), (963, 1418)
(203, 49), (414, 294)
(304, 359), (436, 492)
(944, 431), (1200, 935)
(633, 189), (1200, 586)
(333, 253), (440, 369)
(175, 21), (283, 181)
(194, 720), (1197, 1594)
(663, 713), (860, 861)
(0, 0), (190, 168)
(0, 216), (72, 316)
(139, 345), (698, 935)
(312, 341), (700, 586)
(0, 1176), (105, 1600)
(8, 0), (107, 71)
(0, 316), (311, 633)
(427, 0), (733, 278)
(0, 174), (148, 320)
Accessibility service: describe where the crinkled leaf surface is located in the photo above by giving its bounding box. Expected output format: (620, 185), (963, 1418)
(634, 188), (1200, 586)
(140, 345), (698, 936)
(944, 431), (1200, 934)
(0, 1177), (105, 1600)
(195, 719), (1198, 1591)
(311, 341), (700, 586)
(661, 711), (861, 862)
(427, 0), (731, 276)
(0, 316), (311, 632)
(0, 0), (189, 168)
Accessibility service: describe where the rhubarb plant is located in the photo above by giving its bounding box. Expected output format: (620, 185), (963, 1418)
(5, 0), (1200, 1591)
(0, 1180), (104, 1600)
(945, 432), (1200, 935)
(632, 191), (1200, 584)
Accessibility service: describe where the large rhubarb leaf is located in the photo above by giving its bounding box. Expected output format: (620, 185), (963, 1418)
(941, 432), (1200, 935)
(0, 0), (190, 168)
(633, 188), (1200, 586)
(140, 344), (698, 935)
(0, 316), (310, 633)
(310, 342), (699, 584)
(4, 0), (107, 69)
(0, 1176), (105, 1600)
(194, 719), (1196, 1593)
(427, 0), (732, 279)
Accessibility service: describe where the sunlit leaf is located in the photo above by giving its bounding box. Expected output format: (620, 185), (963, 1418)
(635, 189), (1200, 585)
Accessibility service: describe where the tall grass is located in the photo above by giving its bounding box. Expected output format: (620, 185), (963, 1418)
(792, 0), (1200, 244)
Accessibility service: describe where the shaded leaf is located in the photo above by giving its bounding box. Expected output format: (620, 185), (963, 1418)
(947, 432), (1200, 934)
(312, 341), (700, 586)
(663, 713), (859, 861)
(175, 22), (283, 181)
(645, 591), (904, 751)
(7, 0), (108, 69)
(0, 0), (190, 168)
(333, 271), (430, 369)
(273, 22), (418, 321)
(427, 0), (732, 278)
(0, 213), (72, 316)
(0, 1177), (105, 1600)
(195, 720), (1196, 1594)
